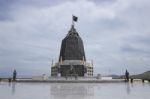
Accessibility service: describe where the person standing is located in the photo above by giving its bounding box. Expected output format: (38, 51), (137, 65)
(125, 70), (129, 82)
(13, 69), (17, 81)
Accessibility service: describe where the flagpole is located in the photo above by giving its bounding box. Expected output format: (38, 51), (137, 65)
(72, 14), (74, 26)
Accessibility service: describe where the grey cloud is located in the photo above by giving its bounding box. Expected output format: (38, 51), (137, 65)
(88, 0), (117, 4)
(120, 44), (149, 55)
(0, 0), (77, 21)
(0, 0), (15, 21)
(0, 0), (150, 77)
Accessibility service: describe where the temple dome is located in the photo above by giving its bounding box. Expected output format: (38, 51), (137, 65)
(59, 25), (86, 61)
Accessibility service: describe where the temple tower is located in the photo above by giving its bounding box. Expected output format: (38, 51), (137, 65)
(51, 16), (93, 77)
(59, 25), (86, 61)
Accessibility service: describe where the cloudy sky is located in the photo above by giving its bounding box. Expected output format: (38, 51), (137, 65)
(0, 0), (150, 77)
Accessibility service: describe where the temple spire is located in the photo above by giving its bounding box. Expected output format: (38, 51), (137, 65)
(67, 15), (78, 36)
(68, 24), (77, 36)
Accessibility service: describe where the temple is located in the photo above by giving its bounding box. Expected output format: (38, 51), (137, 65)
(51, 22), (93, 77)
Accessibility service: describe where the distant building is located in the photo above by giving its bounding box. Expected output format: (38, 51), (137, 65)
(51, 24), (93, 77)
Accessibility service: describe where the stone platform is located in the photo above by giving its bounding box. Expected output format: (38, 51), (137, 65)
(16, 79), (125, 83)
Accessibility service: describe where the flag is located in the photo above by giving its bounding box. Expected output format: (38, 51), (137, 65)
(73, 15), (78, 22)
